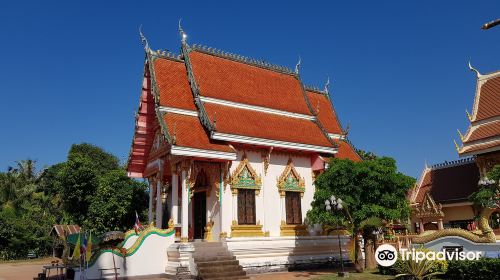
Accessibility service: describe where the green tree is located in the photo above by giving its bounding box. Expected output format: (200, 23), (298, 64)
(85, 170), (148, 233)
(58, 155), (99, 225)
(307, 157), (415, 269)
(68, 143), (120, 175)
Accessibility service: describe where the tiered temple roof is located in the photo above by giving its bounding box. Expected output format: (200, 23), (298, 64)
(408, 158), (480, 205)
(127, 27), (360, 177)
(457, 67), (500, 156)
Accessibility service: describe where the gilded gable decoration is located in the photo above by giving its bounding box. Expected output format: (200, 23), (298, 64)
(413, 192), (444, 219)
(228, 153), (262, 195)
(187, 162), (220, 200)
(277, 158), (305, 197)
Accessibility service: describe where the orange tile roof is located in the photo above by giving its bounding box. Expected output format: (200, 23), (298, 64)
(464, 121), (500, 143)
(461, 139), (500, 155)
(189, 51), (312, 115)
(305, 91), (343, 134)
(203, 103), (333, 148)
(475, 76), (500, 122)
(335, 141), (361, 162)
(164, 113), (234, 153)
(154, 58), (196, 111)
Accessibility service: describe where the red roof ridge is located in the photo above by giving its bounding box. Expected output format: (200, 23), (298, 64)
(191, 44), (295, 76)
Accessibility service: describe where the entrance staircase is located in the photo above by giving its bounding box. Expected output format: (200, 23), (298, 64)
(192, 242), (249, 280)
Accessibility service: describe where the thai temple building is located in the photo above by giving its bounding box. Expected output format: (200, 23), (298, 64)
(408, 66), (500, 244)
(121, 25), (360, 277)
(408, 158), (480, 233)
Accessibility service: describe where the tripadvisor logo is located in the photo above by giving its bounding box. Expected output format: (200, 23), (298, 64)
(375, 244), (398, 267)
(400, 248), (482, 262)
(375, 244), (483, 267)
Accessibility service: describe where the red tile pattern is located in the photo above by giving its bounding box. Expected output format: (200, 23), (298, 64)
(335, 141), (361, 162)
(189, 51), (312, 115)
(164, 113), (234, 153)
(153, 58), (196, 111)
(203, 103), (334, 148)
(465, 121), (500, 143)
(306, 91), (343, 134)
(475, 76), (500, 121)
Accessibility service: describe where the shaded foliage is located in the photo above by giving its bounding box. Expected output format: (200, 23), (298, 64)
(469, 164), (500, 209)
(0, 143), (148, 260)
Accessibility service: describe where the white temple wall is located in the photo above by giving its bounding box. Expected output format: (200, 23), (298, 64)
(220, 149), (315, 237)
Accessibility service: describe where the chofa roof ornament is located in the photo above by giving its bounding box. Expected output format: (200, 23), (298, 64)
(324, 77), (331, 94)
(139, 25), (150, 51)
(178, 19), (188, 44)
(295, 56), (301, 75)
(468, 61), (482, 78)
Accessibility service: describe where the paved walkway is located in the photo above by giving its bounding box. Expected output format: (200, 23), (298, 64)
(0, 260), (341, 280)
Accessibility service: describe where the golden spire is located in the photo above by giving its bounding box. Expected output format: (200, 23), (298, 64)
(457, 129), (465, 142)
(466, 109), (472, 121)
(453, 140), (461, 153)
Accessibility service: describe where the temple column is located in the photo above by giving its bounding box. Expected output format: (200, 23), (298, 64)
(156, 174), (163, 228)
(171, 173), (179, 224)
(232, 189), (238, 224)
(438, 219), (444, 230)
(148, 178), (154, 224)
(419, 220), (425, 234)
(181, 169), (189, 242)
(280, 192), (286, 223)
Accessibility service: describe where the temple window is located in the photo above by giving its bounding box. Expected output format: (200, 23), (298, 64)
(238, 189), (256, 225)
(285, 191), (302, 225)
(277, 159), (305, 225)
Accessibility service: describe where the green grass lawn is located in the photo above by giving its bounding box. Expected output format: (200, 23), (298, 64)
(312, 270), (394, 280)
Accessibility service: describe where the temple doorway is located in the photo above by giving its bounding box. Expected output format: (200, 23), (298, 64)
(424, 222), (438, 231)
(192, 191), (206, 240)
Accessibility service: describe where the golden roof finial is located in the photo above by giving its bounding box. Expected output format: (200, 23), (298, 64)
(466, 109), (472, 121)
(457, 129), (464, 142)
(453, 139), (461, 153)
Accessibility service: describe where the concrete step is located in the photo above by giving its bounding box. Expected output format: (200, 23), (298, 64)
(201, 276), (249, 280)
(201, 270), (246, 278)
(192, 242), (224, 248)
(196, 259), (240, 268)
(198, 264), (243, 274)
(195, 255), (236, 262)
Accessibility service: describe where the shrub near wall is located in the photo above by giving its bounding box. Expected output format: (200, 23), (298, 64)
(445, 259), (500, 280)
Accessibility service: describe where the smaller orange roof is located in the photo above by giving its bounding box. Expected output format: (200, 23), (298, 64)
(335, 141), (361, 162)
(204, 102), (334, 150)
(306, 91), (343, 135)
(154, 58), (196, 111)
(164, 113), (234, 153)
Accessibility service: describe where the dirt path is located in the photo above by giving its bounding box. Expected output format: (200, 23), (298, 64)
(0, 258), (59, 280)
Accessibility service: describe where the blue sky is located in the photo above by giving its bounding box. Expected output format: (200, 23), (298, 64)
(0, 1), (498, 178)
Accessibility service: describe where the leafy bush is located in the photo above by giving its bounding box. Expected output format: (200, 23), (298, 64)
(445, 258), (500, 280)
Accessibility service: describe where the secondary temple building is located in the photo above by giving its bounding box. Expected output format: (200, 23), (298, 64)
(409, 66), (500, 237)
(126, 27), (360, 245)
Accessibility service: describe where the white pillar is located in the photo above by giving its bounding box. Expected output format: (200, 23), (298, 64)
(155, 177), (163, 228)
(280, 193), (286, 223)
(171, 174), (179, 224)
(148, 179), (154, 224)
(181, 170), (189, 242)
(219, 167), (224, 239)
(232, 190), (238, 224)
